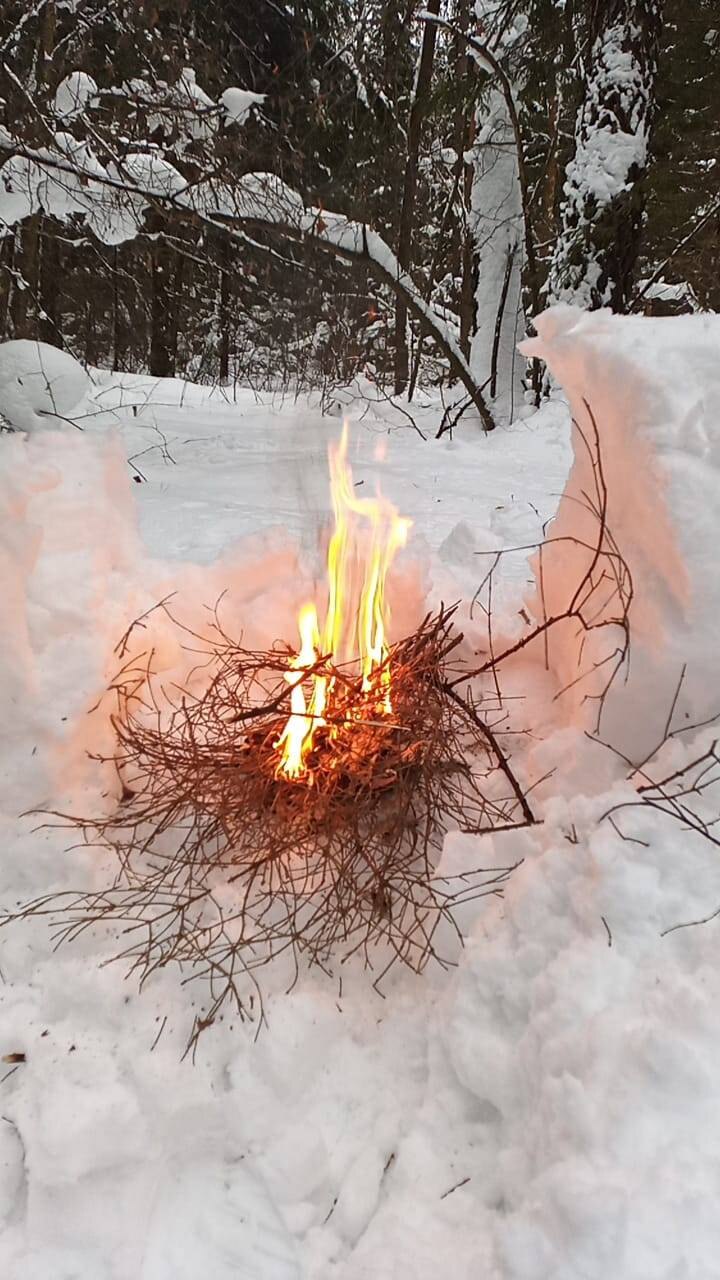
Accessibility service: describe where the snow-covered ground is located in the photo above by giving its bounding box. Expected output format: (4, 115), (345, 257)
(2, 311), (720, 1279)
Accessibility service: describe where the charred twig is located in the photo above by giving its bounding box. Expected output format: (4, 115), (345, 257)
(440, 1176), (470, 1199)
(661, 906), (720, 938)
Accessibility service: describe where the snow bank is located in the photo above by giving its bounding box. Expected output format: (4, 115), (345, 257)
(0, 427), (142, 811)
(438, 785), (720, 1280)
(3, 354), (720, 1280)
(522, 305), (720, 758)
(0, 340), (91, 433)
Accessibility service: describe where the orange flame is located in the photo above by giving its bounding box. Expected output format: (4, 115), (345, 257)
(273, 603), (321, 779)
(275, 423), (410, 780)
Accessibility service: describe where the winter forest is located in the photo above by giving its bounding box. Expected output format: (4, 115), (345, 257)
(1, 0), (718, 414)
(1, 2), (720, 1278)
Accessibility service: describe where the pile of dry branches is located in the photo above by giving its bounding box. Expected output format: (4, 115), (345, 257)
(12, 604), (532, 1045)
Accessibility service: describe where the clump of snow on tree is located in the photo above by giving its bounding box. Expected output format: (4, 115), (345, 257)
(53, 72), (98, 121)
(220, 87), (265, 126)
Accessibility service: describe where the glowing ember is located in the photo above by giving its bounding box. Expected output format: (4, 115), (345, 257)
(275, 423), (411, 780)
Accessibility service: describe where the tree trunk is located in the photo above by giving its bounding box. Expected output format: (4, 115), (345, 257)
(112, 246), (121, 371)
(171, 246), (185, 373)
(39, 216), (61, 345)
(394, 0), (441, 395)
(548, 0), (664, 310)
(149, 213), (176, 378)
(10, 216), (41, 339)
(218, 234), (231, 383)
(451, 0), (477, 361)
(468, 82), (525, 423)
(0, 234), (15, 341)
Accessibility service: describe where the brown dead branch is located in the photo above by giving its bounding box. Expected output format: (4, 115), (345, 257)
(602, 738), (720, 855)
(5, 605), (532, 1049)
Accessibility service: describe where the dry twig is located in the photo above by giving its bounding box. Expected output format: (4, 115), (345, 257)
(5, 605), (531, 1049)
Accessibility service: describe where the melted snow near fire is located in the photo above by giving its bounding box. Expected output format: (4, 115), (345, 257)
(1, 309), (720, 1279)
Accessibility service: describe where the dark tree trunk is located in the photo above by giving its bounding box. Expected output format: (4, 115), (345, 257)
(10, 216), (41, 339)
(218, 235), (231, 382)
(393, 0), (441, 395)
(171, 247), (186, 373)
(149, 213), (176, 378)
(0, 235), (14, 340)
(112, 247), (121, 371)
(39, 217), (61, 345)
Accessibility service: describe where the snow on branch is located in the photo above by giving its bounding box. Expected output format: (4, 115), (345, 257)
(0, 126), (496, 428)
(548, 5), (663, 310)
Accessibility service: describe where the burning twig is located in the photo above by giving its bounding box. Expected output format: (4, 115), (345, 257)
(6, 606), (532, 1050)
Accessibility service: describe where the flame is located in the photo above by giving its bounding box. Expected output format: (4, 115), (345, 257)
(273, 603), (321, 778)
(275, 423), (410, 780)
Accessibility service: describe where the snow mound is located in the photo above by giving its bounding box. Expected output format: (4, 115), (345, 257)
(522, 305), (720, 758)
(0, 340), (91, 433)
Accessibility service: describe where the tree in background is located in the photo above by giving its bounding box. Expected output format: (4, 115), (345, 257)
(547, 0), (664, 310)
(0, 0), (716, 422)
(637, 0), (719, 313)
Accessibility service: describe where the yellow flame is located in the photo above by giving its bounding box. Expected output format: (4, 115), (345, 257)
(273, 603), (320, 778)
(276, 423), (410, 780)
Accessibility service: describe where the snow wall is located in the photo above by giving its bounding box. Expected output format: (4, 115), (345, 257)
(522, 306), (720, 760)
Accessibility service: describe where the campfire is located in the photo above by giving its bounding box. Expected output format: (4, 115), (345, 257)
(14, 425), (534, 1045)
(274, 422), (412, 784)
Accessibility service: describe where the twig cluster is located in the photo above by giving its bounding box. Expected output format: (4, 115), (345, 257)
(7, 605), (531, 1047)
(606, 739), (720, 851)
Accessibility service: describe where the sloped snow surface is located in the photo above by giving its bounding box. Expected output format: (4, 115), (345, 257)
(2, 312), (720, 1278)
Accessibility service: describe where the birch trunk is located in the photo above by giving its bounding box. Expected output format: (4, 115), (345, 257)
(468, 84), (525, 423)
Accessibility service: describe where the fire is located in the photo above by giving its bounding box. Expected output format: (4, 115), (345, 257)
(275, 423), (411, 781)
(273, 603), (321, 779)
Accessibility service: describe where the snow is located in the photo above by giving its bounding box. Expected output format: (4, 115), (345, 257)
(638, 277), (702, 310)
(0, 339), (91, 432)
(221, 87), (266, 126)
(53, 71), (98, 121)
(522, 305), (720, 758)
(563, 118), (646, 206)
(2, 314), (720, 1277)
(174, 67), (216, 112)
